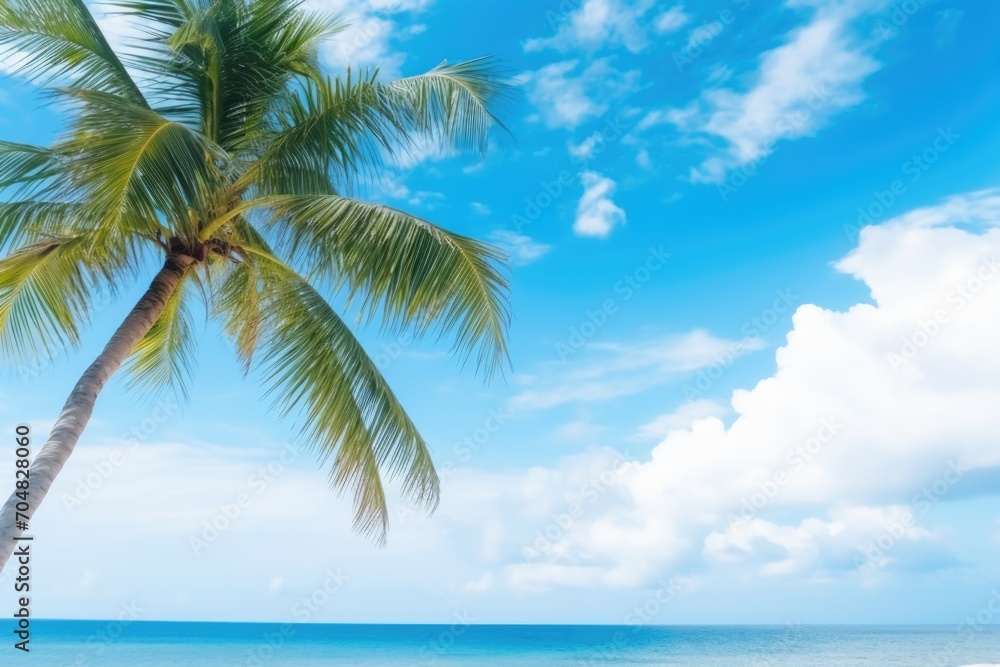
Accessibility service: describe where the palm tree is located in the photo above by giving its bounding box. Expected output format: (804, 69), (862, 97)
(0, 0), (511, 569)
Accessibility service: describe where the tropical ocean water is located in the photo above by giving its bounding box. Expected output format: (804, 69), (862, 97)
(8, 621), (1000, 666)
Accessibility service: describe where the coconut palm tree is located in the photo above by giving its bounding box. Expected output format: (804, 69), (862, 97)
(0, 0), (511, 569)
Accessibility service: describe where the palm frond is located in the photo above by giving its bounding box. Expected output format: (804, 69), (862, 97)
(229, 236), (440, 543)
(245, 71), (394, 195)
(261, 195), (511, 379)
(215, 253), (263, 374)
(0, 201), (85, 252)
(0, 231), (135, 365)
(58, 89), (223, 240)
(383, 57), (513, 156)
(118, 0), (341, 147)
(245, 59), (512, 195)
(122, 270), (196, 400)
(0, 141), (62, 195)
(0, 0), (146, 104)
(108, 0), (200, 28)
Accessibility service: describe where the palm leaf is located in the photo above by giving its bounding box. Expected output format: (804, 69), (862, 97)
(0, 232), (127, 365)
(383, 57), (513, 156)
(243, 58), (512, 195)
(0, 141), (61, 195)
(0, 0), (147, 104)
(215, 253), (263, 374)
(261, 195), (511, 379)
(230, 237), (439, 542)
(58, 89), (223, 240)
(122, 270), (196, 400)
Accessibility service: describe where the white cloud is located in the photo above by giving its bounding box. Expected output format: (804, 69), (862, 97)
(636, 399), (728, 440)
(520, 59), (641, 130)
(462, 162), (487, 174)
(703, 504), (939, 577)
(705, 63), (733, 85)
(655, 4), (691, 33)
(488, 231), (552, 266)
(306, 0), (434, 77)
(509, 330), (761, 411)
(471, 202), (492, 216)
(501, 188), (1000, 589)
(574, 171), (626, 238)
(523, 0), (661, 54)
(683, 21), (724, 52)
(406, 190), (445, 207)
(636, 148), (652, 169)
(567, 132), (604, 160)
(655, 0), (887, 182)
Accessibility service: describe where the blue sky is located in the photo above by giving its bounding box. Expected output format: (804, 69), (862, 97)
(2, 0), (1000, 626)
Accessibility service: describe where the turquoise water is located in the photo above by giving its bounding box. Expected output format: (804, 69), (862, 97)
(6, 622), (1000, 665)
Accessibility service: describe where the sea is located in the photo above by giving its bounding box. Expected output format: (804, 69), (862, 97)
(7, 622), (1000, 666)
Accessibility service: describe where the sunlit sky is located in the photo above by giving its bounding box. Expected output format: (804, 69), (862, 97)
(2, 0), (1000, 625)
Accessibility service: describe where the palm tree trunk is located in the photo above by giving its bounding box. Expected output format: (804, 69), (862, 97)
(0, 253), (194, 570)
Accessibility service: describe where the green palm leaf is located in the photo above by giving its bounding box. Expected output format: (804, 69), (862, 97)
(123, 271), (197, 400)
(59, 90), (224, 240)
(0, 0), (147, 104)
(232, 239), (439, 542)
(384, 57), (512, 156)
(261, 194), (511, 379)
(0, 232), (120, 364)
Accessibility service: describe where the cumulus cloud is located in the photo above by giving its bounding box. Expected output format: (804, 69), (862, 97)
(500, 188), (1000, 589)
(523, 0), (665, 54)
(574, 171), (626, 238)
(649, 0), (888, 182)
(488, 230), (552, 266)
(305, 0), (433, 76)
(568, 132), (604, 160)
(655, 4), (691, 34)
(635, 399), (728, 440)
(520, 59), (641, 130)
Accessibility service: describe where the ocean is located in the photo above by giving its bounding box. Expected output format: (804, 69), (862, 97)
(7, 622), (1000, 666)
